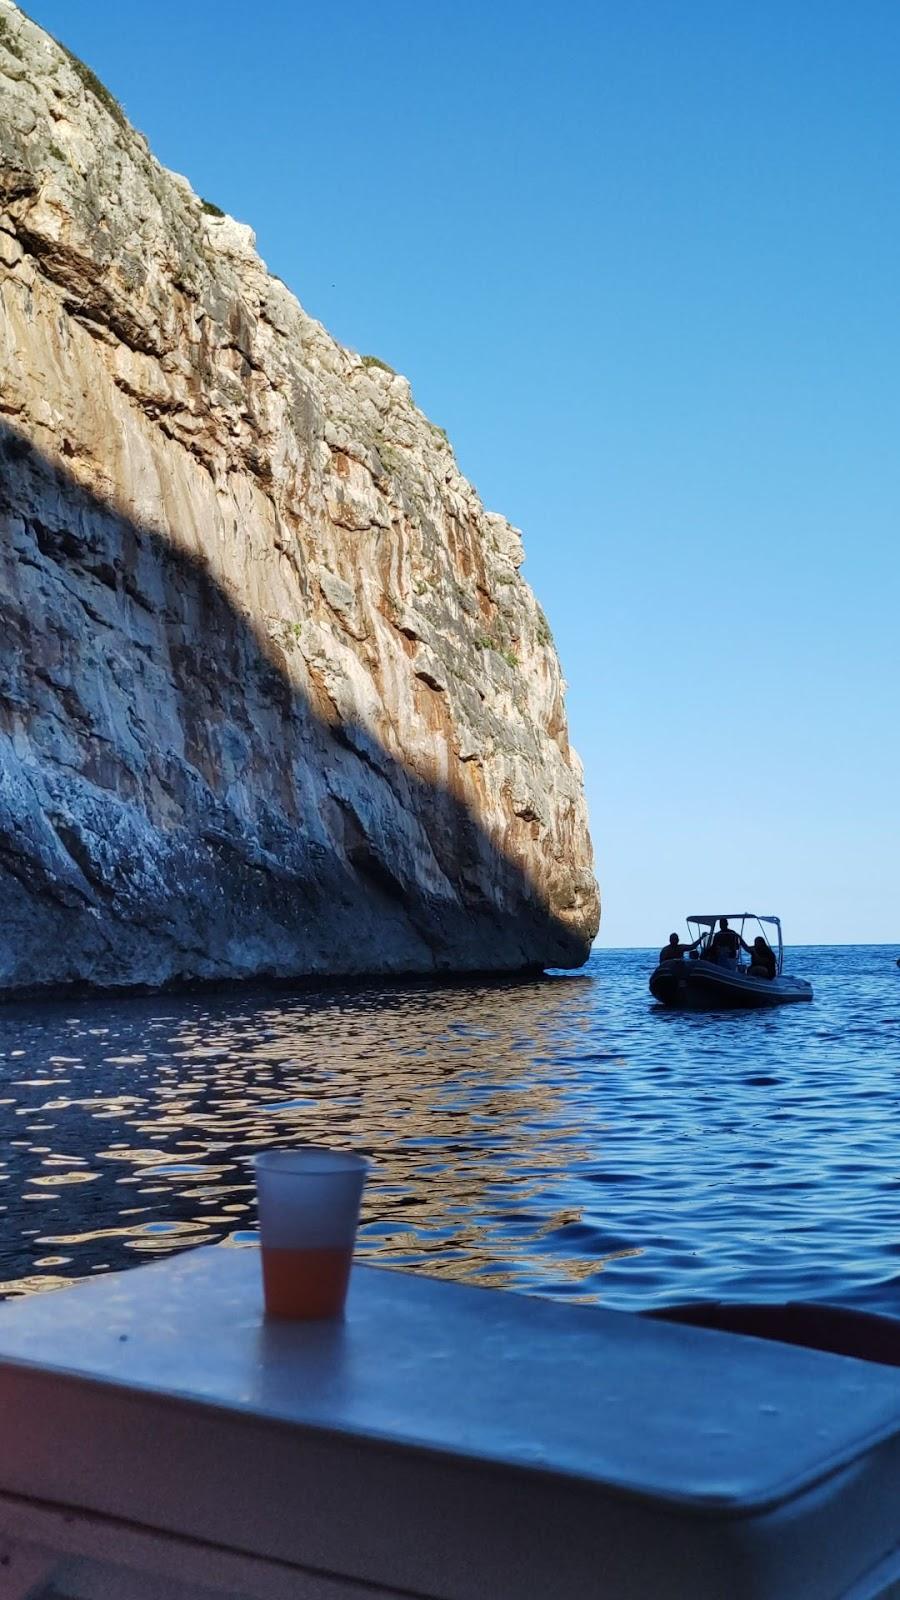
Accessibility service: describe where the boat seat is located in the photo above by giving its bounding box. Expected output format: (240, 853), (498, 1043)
(2, 1250), (900, 1596)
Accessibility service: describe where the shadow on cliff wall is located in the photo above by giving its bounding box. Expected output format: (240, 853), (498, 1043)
(0, 420), (593, 994)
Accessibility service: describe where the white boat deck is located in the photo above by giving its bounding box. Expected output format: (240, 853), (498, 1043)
(0, 1247), (899, 1598)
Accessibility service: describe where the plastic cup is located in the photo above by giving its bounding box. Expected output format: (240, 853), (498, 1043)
(254, 1147), (368, 1320)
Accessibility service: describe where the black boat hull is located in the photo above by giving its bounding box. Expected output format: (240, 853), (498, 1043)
(649, 959), (813, 1009)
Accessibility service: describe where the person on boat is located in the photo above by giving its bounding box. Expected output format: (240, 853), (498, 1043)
(747, 936), (777, 980)
(706, 918), (749, 965)
(658, 932), (703, 964)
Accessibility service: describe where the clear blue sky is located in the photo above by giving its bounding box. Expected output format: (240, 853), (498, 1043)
(26, 0), (900, 946)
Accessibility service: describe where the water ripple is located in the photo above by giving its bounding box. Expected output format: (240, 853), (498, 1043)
(0, 947), (899, 1310)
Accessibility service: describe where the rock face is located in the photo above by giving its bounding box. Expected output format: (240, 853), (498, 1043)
(0, 1), (599, 994)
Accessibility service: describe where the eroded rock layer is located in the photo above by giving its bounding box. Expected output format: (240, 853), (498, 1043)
(0, 0), (599, 993)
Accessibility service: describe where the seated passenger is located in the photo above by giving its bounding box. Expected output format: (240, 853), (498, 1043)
(707, 917), (750, 966)
(748, 936), (777, 979)
(658, 931), (703, 965)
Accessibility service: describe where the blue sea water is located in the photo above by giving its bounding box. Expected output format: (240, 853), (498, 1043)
(1, 945), (899, 1312)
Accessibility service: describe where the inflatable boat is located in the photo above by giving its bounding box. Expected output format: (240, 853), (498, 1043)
(649, 914), (813, 1009)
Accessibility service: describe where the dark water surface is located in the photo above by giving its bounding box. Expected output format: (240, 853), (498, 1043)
(2, 945), (899, 1312)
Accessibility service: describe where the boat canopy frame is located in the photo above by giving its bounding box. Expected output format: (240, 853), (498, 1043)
(686, 913), (783, 975)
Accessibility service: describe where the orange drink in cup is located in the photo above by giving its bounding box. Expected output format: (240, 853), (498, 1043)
(254, 1148), (368, 1320)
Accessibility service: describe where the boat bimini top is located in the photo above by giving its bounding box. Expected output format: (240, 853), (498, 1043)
(686, 914), (784, 975)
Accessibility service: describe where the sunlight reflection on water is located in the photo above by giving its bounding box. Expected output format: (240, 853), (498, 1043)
(1, 946), (899, 1311)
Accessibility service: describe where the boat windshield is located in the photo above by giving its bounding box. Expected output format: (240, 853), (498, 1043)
(686, 914), (783, 975)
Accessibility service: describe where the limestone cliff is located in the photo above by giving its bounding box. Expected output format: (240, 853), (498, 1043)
(0, 0), (599, 994)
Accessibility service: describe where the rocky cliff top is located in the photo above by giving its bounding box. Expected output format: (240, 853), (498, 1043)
(0, 0), (599, 992)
